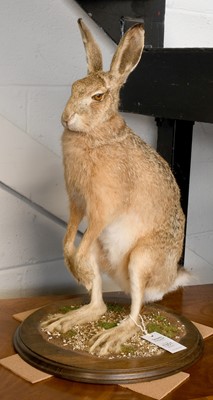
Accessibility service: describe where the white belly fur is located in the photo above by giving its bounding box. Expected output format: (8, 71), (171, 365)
(99, 213), (143, 268)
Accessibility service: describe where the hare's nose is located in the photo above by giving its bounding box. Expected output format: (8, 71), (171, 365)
(62, 110), (72, 122)
(61, 110), (76, 129)
(61, 110), (73, 125)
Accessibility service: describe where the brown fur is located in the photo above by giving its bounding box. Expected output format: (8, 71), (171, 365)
(42, 19), (190, 356)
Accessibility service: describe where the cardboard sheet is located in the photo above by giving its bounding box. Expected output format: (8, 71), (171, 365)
(13, 307), (43, 322)
(120, 372), (190, 399)
(0, 354), (52, 383)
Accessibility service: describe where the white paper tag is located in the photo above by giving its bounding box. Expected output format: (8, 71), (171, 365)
(142, 332), (187, 354)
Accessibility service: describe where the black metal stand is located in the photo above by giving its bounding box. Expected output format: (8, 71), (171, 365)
(156, 119), (194, 263)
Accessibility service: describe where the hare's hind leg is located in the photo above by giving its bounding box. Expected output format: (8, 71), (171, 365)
(89, 245), (154, 356)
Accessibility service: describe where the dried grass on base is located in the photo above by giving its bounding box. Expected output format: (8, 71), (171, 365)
(40, 303), (186, 359)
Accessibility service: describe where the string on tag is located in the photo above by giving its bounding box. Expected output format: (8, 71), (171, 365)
(130, 314), (148, 335)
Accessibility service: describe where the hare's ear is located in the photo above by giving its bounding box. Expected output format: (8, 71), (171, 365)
(110, 24), (144, 84)
(78, 19), (103, 74)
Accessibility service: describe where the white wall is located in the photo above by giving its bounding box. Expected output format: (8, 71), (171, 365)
(164, 0), (213, 48)
(164, 1), (213, 283)
(0, 0), (212, 298)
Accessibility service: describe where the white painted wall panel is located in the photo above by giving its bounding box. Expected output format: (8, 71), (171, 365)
(186, 123), (213, 235)
(164, 10), (213, 48)
(0, 188), (65, 269)
(0, 87), (27, 132)
(0, 115), (68, 221)
(0, 260), (78, 299)
(164, 0), (213, 48)
(27, 87), (69, 156)
(166, 0), (213, 14)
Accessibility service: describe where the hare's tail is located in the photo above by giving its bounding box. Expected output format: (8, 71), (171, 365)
(171, 267), (194, 291)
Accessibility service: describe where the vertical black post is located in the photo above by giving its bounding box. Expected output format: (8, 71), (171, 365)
(156, 118), (194, 264)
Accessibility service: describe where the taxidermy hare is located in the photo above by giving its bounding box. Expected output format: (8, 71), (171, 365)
(43, 19), (190, 356)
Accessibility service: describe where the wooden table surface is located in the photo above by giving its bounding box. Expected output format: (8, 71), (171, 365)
(0, 285), (213, 400)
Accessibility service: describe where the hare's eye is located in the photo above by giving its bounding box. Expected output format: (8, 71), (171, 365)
(92, 93), (104, 101)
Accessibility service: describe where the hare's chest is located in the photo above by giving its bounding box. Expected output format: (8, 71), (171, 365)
(64, 147), (93, 188)
(99, 213), (142, 267)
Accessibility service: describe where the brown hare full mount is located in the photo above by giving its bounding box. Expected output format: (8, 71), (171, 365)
(42, 19), (190, 356)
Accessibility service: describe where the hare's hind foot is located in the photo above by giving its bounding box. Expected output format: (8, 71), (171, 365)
(89, 317), (139, 357)
(41, 301), (107, 334)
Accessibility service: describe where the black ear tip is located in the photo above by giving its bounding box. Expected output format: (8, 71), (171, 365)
(132, 23), (144, 32)
(126, 23), (144, 35)
(78, 18), (83, 26)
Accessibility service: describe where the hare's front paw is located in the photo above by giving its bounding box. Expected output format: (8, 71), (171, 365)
(73, 254), (95, 290)
(89, 318), (138, 356)
(64, 248), (94, 290)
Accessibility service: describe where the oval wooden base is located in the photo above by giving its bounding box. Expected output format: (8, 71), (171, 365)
(13, 294), (203, 384)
